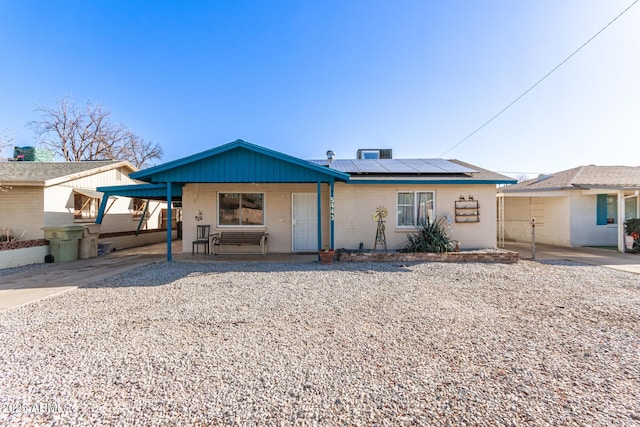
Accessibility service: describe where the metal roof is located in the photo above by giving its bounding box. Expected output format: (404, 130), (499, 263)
(308, 158), (477, 174)
(96, 183), (183, 200)
(124, 140), (513, 186)
(130, 139), (350, 184)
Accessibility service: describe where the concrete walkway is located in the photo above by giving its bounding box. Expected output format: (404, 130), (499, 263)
(0, 248), (165, 312)
(503, 241), (640, 275)
(2, 241), (638, 312)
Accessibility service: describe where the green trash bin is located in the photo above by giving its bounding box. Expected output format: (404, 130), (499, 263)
(43, 225), (85, 263)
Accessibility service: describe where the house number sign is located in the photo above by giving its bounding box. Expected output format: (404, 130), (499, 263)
(330, 197), (335, 221)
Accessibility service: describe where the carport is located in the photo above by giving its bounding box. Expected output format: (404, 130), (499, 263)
(95, 183), (184, 260)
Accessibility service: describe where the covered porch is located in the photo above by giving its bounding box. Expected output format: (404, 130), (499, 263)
(97, 140), (350, 261)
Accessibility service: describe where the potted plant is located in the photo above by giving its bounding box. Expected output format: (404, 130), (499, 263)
(624, 219), (640, 252)
(319, 248), (335, 265)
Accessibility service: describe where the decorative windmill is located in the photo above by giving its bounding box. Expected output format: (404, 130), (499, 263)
(373, 205), (388, 251)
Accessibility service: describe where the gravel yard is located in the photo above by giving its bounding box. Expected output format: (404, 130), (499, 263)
(1, 260), (639, 426)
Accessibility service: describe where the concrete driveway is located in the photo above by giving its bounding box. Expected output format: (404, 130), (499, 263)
(0, 246), (166, 311)
(503, 241), (640, 274)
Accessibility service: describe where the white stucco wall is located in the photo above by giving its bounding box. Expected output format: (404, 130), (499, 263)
(333, 183), (498, 250)
(181, 182), (500, 253)
(181, 183), (326, 254)
(0, 245), (49, 269)
(570, 192), (617, 246)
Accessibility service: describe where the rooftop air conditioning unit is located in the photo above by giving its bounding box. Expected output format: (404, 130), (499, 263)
(356, 149), (392, 160)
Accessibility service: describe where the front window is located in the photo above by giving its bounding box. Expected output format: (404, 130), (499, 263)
(606, 195), (617, 224)
(597, 194), (622, 225)
(218, 193), (265, 226)
(397, 192), (434, 226)
(625, 196), (638, 220)
(74, 192), (100, 220)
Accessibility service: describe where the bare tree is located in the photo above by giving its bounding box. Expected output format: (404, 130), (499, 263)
(0, 131), (15, 161)
(29, 96), (162, 168)
(123, 135), (164, 169)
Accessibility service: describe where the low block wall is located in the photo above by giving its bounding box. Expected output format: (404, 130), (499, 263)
(0, 240), (49, 269)
(337, 250), (519, 264)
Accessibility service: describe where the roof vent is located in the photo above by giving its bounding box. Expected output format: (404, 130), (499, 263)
(326, 150), (335, 161)
(537, 174), (552, 182)
(357, 149), (392, 159)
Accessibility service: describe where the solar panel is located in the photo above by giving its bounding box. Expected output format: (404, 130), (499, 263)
(308, 158), (476, 174)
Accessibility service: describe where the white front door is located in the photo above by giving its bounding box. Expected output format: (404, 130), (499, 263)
(292, 193), (318, 251)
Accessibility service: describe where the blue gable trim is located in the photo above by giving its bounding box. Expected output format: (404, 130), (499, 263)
(130, 139), (350, 184)
(347, 179), (517, 185)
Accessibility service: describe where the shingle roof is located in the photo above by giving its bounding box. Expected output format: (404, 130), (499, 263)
(0, 161), (132, 185)
(502, 165), (640, 192)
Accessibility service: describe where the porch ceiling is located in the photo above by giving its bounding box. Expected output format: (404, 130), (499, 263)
(96, 183), (184, 201)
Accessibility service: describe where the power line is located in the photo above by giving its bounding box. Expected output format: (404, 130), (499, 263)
(440, 0), (639, 157)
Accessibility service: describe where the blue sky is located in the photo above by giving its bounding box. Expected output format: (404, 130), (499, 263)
(1, 0), (638, 177)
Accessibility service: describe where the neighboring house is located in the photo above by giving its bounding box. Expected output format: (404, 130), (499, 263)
(0, 160), (167, 242)
(98, 140), (515, 259)
(500, 165), (640, 251)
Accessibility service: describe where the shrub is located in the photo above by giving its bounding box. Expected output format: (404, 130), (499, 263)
(624, 218), (640, 236)
(626, 218), (640, 254)
(0, 227), (15, 243)
(401, 217), (454, 253)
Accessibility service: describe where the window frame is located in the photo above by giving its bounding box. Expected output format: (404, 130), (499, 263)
(73, 192), (100, 221)
(625, 196), (638, 220)
(396, 191), (435, 228)
(131, 198), (149, 220)
(596, 194), (618, 225)
(217, 192), (266, 227)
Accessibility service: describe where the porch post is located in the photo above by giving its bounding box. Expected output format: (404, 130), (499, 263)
(330, 179), (335, 250)
(618, 190), (625, 253)
(317, 181), (322, 252)
(167, 181), (173, 262)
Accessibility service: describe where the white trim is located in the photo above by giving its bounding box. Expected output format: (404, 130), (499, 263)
(395, 190), (436, 228)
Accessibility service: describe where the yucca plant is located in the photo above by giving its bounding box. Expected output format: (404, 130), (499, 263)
(401, 217), (454, 253)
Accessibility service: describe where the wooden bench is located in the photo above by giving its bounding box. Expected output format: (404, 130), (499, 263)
(211, 232), (268, 256)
